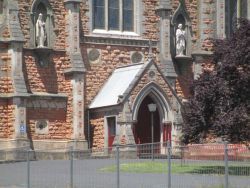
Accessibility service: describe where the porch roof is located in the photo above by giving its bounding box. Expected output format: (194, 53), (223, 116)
(89, 63), (144, 109)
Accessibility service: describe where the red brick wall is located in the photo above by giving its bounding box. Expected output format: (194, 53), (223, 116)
(17, 0), (74, 141)
(80, 1), (90, 35)
(142, 0), (160, 40)
(23, 51), (71, 93)
(26, 108), (71, 140)
(90, 115), (104, 149)
(0, 46), (13, 94)
(0, 99), (14, 138)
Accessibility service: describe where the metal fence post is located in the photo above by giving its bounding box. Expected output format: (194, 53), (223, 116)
(224, 142), (229, 188)
(167, 141), (171, 188)
(116, 146), (120, 188)
(27, 150), (30, 188)
(70, 146), (73, 188)
(180, 146), (183, 167)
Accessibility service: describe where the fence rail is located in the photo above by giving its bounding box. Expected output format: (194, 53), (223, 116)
(0, 142), (249, 188)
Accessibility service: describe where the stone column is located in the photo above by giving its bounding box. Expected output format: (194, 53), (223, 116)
(157, 8), (172, 61)
(13, 98), (27, 138)
(64, 0), (81, 53)
(9, 42), (29, 147)
(64, 0), (87, 149)
(71, 73), (85, 140)
(216, 0), (226, 39)
(156, 3), (177, 86)
(199, 0), (217, 50)
(115, 102), (136, 146)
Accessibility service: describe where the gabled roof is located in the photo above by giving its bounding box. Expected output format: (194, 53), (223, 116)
(89, 59), (182, 109)
(89, 63), (144, 109)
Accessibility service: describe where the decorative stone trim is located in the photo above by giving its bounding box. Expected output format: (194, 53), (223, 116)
(83, 35), (158, 47)
(35, 119), (49, 135)
(26, 99), (67, 109)
(131, 51), (144, 64)
(89, 105), (121, 115)
(87, 48), (101, 64)
(30, 92), (68, 98)
(148, 70), (156, 81)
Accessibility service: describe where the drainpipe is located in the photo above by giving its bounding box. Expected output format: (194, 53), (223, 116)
(87, 109), (90, 149)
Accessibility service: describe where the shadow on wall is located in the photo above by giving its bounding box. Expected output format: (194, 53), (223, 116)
(22, 51), (59, 94)
(35, 54), (59, 93)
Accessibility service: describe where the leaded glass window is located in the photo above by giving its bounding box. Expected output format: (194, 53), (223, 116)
(225, 0), (237, 37)
(108, 0), (119, 30)
(240, 0), (248, 18)
(93, 0), (134, 32)
(93, 0), (105, 29)
(123, 0), (134, 31)
(0, 0), (3, 14)
(225, 0), (249, 37)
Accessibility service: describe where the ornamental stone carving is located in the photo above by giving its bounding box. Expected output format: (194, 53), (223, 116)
(36, 13), (46, 48)
(176, 23), (186, 56)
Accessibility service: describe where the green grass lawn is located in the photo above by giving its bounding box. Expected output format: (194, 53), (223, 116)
(100, 161), (250, 176)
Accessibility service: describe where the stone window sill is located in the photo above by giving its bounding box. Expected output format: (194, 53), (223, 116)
(92, 29), (140, 39)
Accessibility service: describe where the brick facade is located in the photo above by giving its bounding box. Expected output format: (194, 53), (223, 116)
(0, 99), (14, 138)
(0, 0), (247, 150)
(0, 47), (13, 94)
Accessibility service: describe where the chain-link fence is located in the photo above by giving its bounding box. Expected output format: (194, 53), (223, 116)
(0, 142), (249, 188)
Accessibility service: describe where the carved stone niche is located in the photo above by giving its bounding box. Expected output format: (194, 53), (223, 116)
(34, 47), (52, 67)
(170, 1), (192, 61)
(30, 0), (55, 48)
(169, 2), (193, 77)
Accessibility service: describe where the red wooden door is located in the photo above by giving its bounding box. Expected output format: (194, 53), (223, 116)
(107, 117), (116, 148)
(163, 123), (172, 143)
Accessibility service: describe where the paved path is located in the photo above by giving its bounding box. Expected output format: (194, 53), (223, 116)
(0, 159), (249, 188)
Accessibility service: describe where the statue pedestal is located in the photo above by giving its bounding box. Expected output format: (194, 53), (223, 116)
(174, 55), (192, 75)
(175, 55), (192, 62)
(33, 47), (53, 67)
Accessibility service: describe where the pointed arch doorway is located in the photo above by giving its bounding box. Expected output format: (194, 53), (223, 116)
(134, 96), (160, 144)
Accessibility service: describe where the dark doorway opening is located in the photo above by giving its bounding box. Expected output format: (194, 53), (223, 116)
(134, 96), (160, 144)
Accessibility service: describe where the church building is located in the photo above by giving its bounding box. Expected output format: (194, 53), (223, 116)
(0, 0), (249, 151)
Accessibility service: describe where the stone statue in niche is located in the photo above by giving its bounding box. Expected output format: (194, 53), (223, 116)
(36, 13), (46, 48)
(176, 23), (186, 56)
